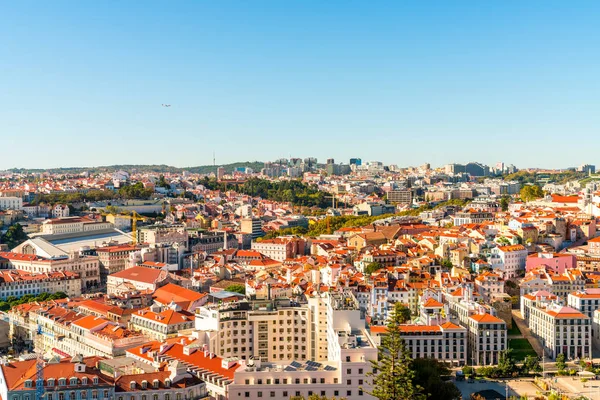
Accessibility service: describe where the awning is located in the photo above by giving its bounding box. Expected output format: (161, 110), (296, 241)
(52, 348), (70, 358)
(577, 371), (595, 377)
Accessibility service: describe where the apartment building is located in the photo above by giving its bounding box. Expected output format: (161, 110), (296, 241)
(0, 269), (81, 300)
(378, 322), (467, 366)
(30, 305), (148, 359)
(138, 224), (188, 248)
(114, 361), (208, 400)
(0, 196), (23, 210)
(467, 313), (507, 365)
(240, 217), (264, 240)
(589, 236), (600, 256)
(227, 291), (377, 400)
(522, 293), (591, 360)
(251, 237), (306, 262)
(0, 251), (101, 290)
(106, 265), (169, 295)
(568, 289), (600, 319)
(387, 189), (413, 204)
(474, 271), (504, 302)
(194, 298), (311, 363)
(526, 252), (577, 274)
(0, 356), (115, 400)
(96, 244), (140, 281)
(489, 244), (527, 278)
(129, 304), (195, 341)
(520, 268), (585, 298)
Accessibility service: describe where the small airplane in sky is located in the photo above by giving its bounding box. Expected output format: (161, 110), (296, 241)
(162, 104), (171, 107)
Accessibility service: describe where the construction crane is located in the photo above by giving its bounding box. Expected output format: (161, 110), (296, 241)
(323, 194), (338, 234)
(36, 354), (45, 400)
(101, 210), (146, 245)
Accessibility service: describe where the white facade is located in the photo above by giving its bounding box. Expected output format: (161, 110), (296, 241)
(0, 197), (23, 210)
(489, 244), (527, 278)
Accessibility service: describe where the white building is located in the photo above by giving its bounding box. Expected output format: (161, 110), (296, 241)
(41, 216), (112, 235)
(522, 292), (591, 360)
(0, 196), (23, 211)
(227, 291), (377, 400)
(488, 244), (527, 278)
(0, 269), (81, 300)
(568, 289), (600, 319)
(370, 321), (467, 366)
(51, 204), (70, 218)
(0, 250), (101, 290)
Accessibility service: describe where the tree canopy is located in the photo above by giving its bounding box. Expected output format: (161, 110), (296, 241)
(225, 284), (246, 295)
(412, 358), (461, 400)
(519, 185), (544, 202)
(1, 223), (27, 249)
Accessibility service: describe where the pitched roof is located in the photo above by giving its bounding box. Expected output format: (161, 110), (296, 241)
(109, 266), (165, 284)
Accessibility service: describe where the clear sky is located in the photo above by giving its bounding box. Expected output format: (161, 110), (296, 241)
(1, 1), (599, 170)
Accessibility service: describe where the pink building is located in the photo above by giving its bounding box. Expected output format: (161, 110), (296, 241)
(526, 252), (577, 274)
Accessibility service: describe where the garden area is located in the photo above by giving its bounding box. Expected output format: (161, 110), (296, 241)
(508, 338), (537, 361)
(507, 319), (522, 335)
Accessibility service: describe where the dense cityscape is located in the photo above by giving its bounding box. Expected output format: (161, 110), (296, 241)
(0, 159), (599, 399)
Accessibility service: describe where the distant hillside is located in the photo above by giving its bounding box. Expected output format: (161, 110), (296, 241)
(7, 161), (265, 175)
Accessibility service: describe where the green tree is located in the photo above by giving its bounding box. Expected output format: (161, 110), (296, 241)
(395, 303), (412, 324)
(499, 196), (510, 211)
(555, 353), (566, 371)
(1, 223), (27, 249)
(440, 258), (453, 269)
(365, 302), (425, 400)
(522, 355), (541, 374)
(520, 185), (544, 202)
(497, 348), (518, 377)
(225, 284), (246, 295)
(365, 261), (384, 275)
(412, 358), (461, 400)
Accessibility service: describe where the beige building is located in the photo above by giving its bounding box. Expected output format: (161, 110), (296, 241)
(41, 216), (112, 235)
(0, 250), (100, 290)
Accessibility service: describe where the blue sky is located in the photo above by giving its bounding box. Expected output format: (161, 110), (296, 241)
(1, 1), (599, 169)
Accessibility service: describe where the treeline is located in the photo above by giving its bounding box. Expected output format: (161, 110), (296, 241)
(31, 184), (154, 205)
(31, 189), (117, 205)
(200, 177), (330, 208)
(0, 292), (68, 312)
(8, 161), (264, 175)
(503, 170), (587, 184)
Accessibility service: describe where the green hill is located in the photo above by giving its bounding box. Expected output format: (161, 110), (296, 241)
(7, 162), (265, 175)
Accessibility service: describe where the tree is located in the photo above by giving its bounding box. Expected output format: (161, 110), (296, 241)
(225, 284), (246, 295)
(522, 355), (541, 374)
(412, 358), (461, 400)
(440, 258), (453, 269)
(365, 302), (425, 400)
(365, 261), (384, 275)
(499, 195), (510, 211)
(497, 348), (518, 377)
(395, 303), (412, 324)
(1, 223), (27, 249)
(520, 185), (544, 202)
(555, 353), (566, 371)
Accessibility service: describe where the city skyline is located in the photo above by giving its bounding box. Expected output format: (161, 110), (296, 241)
(2, 1), (599, 169)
